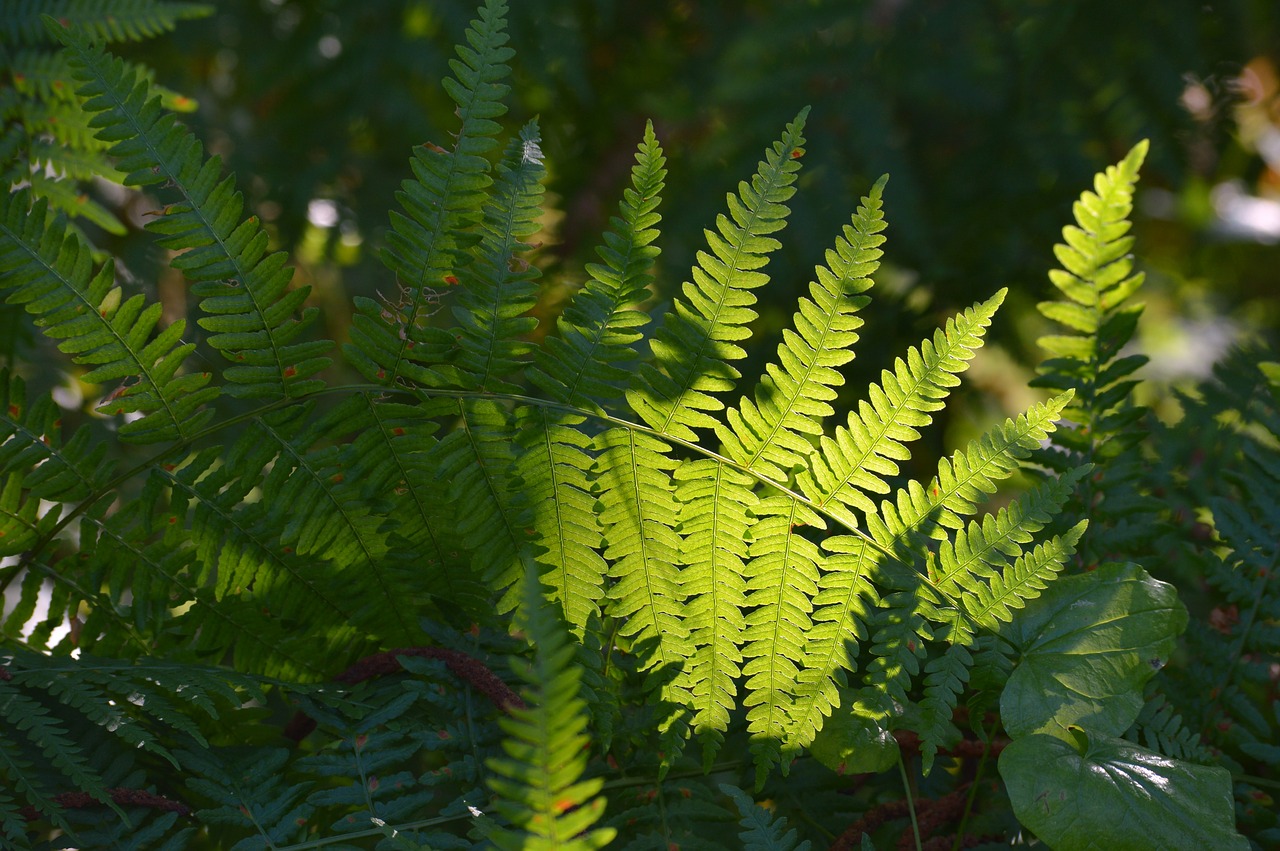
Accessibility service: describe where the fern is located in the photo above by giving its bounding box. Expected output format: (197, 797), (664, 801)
(0, 2), (207, 237)
(1031, 140), (1158, 567)
(347, 0), (513, 388)
(0, 2), (1235, 847)
(0, 192), (217, 442)
(627, 110), (806, 442)
(54, 20), (332, 401)
(721, 784), (813, 851)
(485, 568), (615, 849)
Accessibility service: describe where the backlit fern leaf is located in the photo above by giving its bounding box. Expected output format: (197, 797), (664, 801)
(596, 428), (692, 744)
(0, 192), (216, 442)
(674, 459), (756, 768)
(1032, 140), (1156, 567)
(627, 111), (806, 443)
(513, 407), (607, 640)
(529, 121), (665, 412)
(930, 466), (1088, 644)
(349, 0), (512, 387)
(742, 496), (825, 779)
(962, 522), (1086, 631)
(799, 290), (1005, 530)
(486, 569), (615, 850)
(726, 177), (888, 777)
(53, 22), (332, 400)
(719, 175), (885, 481)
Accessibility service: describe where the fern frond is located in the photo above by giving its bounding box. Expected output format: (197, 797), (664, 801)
(54, 22), (332, 400)
(182, 747), (313, 847)
(0, 372), (114, 560)
(5, 2), (211, 45)
(676, 459), (755, 767)
(529, 121), (666, 412)
(785, 535), (878, 757)
(349, 0), (512, 387)
(596, 428), (692, 740)
(929, 466), (1088, 643)
(0, 192), (217, 442)
(1034, 140), (1148, 421)
(429, 398), (532, 613)
(447, 119), (546, 392)
(513, 408), (607, 640)
(1032, 140), (1157, 566)
(627, 111), (807, 443)
(720, 175), (886, 481)
(0, 691), (113, 834)
(742, 496), (825, 779)
(868, 392), (1074, 556)
(485, 568), (616, 850)
(917, 643), (972, 773)
(799, 290), (1005, 530)
(962, 522), (1086, 631)
(721, 784), (812, 851)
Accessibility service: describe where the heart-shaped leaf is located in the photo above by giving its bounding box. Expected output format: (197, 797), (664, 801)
(999, 562), (1186, 738)
(1000, 729), (1248, 851)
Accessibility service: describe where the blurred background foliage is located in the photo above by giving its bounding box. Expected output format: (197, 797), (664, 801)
(8, 0), (1280, 462)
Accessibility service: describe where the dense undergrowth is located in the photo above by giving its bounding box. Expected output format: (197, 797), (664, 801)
(0, 2), (1276, 849)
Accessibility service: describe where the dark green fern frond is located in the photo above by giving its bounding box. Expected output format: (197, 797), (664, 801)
(719, 175), (885, 481)
(54, 22), (332, 400)
(529, 121), (666, 412)
(721, 784), (812, 851)
(0, 372), (114, 559)
(349, 0), (513, 387)
(485, 568), (616, 850)
(4, 2), (211, 45)
(0, 191), (217, 442)
(0, 679), (116, 832)
(799, 290), (1005, 531)
(429, 398), (533, 613)
(447, 120), (546, 392)
(627, 110), (807, 443)
(182, 747), (313, 849)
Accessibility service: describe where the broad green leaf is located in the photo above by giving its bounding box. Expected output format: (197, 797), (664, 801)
(1000, 729), (1248, 851)
(1000, 563), (1186, 739)
(808, 703), (897, 775)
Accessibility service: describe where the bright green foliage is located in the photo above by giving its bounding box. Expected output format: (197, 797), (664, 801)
(486, 570), (616, 850)
(0, 1), (1251, 848)
(627, 110), (806, 443)
(1032, 140), (1159, 567)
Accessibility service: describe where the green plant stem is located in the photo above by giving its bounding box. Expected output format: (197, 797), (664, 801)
(897, 751), (923, 851)
(952, 718), (997, 851)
